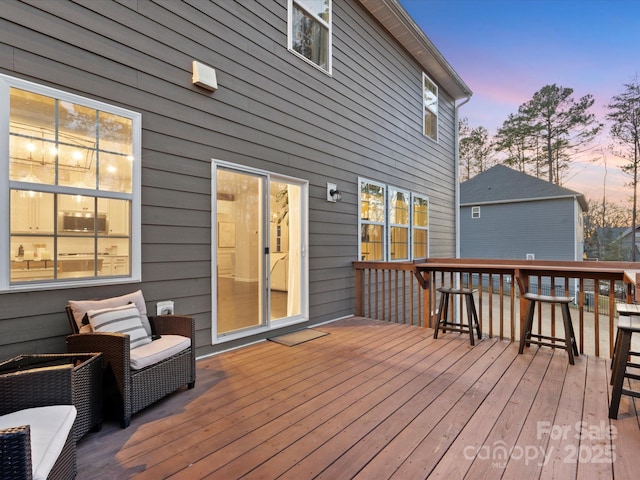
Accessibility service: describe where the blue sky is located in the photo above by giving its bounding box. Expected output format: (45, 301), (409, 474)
(400, 0), (640, 202)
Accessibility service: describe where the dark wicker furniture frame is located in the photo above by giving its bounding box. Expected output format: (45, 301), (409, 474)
(0, 353), (103, 440)
(65, 307), (196, 428)
(0, 364), (77, 479)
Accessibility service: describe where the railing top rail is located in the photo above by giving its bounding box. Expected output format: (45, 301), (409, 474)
(352, 261), (416, 271)
(414, 258), (640, 281)
(419, 258), (640, 269)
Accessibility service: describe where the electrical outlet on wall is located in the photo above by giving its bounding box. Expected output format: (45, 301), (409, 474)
(156, 300), (174, 315)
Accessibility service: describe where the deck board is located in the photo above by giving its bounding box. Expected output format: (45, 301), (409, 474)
(76, 317), (640, 479)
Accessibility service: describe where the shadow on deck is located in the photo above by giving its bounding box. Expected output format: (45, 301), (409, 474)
(76, 317), (640, 479)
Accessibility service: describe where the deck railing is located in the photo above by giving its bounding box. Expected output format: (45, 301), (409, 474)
(353, 258), (640, 359)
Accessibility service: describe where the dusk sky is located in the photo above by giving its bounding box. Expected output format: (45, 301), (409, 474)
(400, 0), (640, 204)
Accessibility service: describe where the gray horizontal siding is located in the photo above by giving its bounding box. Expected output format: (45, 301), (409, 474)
(460, 199), (576, 260)
(0, 0), (459, 358)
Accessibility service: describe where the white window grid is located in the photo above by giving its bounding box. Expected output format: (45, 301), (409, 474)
(422, 72), (439, 141)
(287, 0), (333, 74)
(359, 178), (430, 262)
(0, 74), (141, 291)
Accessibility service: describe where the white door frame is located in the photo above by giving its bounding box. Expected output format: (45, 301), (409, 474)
(211, 160), (309, 344)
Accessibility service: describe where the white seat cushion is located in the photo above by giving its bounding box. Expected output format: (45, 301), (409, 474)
(129, 334), (191, 370)
(0, 405), (76, 480)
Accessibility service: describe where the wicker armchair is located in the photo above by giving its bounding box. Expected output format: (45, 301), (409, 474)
(0, 365), (77, 480)
(66, 305), (195, 428)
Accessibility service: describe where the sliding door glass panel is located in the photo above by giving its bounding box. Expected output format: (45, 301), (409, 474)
(269, 180), (302, 320)
(216, 168), (265, 335)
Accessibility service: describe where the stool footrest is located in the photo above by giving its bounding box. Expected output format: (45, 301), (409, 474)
(624, 371), (640, 381)
(620, 388), (640, 399)
(437, 323), (472, 333)
(524, 338), (571, 351)
(526, 332), (574, 344)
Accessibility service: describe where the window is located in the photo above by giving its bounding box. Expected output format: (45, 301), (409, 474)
(360, 180), (386, 261)
(423, 73), (438, 141)
(388, 187), (410, 261)
(288, 0), (332, 73)
(359, 178), (429, 262)
(1, 75), (141, 291)
(472, 206), (481, 218)
(412, 194), (429, 259)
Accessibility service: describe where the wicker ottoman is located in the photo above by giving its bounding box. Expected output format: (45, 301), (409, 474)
(0, 353), (103, 440)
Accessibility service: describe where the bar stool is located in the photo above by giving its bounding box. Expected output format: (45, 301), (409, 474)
(434, 286), (482, 346)
(609, 315), (640, 419)
(518, 292), (579, 364)
(611, 303), (640, 369)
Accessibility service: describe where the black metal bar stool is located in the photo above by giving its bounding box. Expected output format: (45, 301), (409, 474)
(609, 315), (640, 419)
(518, 293), (579, 365)
(434, 286), (481, 345)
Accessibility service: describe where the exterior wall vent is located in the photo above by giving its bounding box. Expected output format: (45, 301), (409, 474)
(192, 60), (218, 91)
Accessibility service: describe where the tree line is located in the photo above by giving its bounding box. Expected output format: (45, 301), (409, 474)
(459, 77), (640, 261)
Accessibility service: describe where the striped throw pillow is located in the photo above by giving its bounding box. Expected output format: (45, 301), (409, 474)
(87, 304), (152, 350)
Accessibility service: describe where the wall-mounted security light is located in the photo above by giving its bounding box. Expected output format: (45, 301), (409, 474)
(327, 182), (342, 202)
(192, 60), (218, 91)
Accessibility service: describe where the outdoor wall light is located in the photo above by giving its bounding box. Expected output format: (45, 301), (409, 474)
(327, 182), (342, 202)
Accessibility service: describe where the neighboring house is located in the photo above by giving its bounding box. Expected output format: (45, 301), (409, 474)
(0, 0), (471, 359)
(612, 226), (640, 261)
(460, 165), (587, 261)
(585, 226), (628, 261)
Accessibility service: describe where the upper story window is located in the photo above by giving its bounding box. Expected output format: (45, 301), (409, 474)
(359, 178), (429, 262)
(288, 0), (332, 73)
(1, 75), (141, 291)
(423, 73), (438, 141)
(472, 206), (481, 218)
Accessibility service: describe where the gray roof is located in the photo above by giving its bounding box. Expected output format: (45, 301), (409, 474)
(460, 165), (588, 211)
(617, 225), (640, 240)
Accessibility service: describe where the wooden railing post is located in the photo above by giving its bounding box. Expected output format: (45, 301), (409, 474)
(355, 266), (364, 317)
(422, 271), (432, 328)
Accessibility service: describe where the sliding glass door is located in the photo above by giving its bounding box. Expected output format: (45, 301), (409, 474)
(213, 162), (307, 341)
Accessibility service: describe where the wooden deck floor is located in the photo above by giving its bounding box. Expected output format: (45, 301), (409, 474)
(76, 317), (640, 479)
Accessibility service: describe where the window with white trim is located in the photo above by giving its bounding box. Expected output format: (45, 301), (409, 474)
(472, 206), (481, 218)
(1, 75), (141, 291)
(412, 194), (429, 259)
(360, 179), (385, 261)
(388, 187), (410, 261)
(359, 178), (429, 261)
(423, 73), (438, 141)
(288, 0), (332, 73)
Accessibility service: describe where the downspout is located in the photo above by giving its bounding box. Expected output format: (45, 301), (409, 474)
(454, 95), (471, 259)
